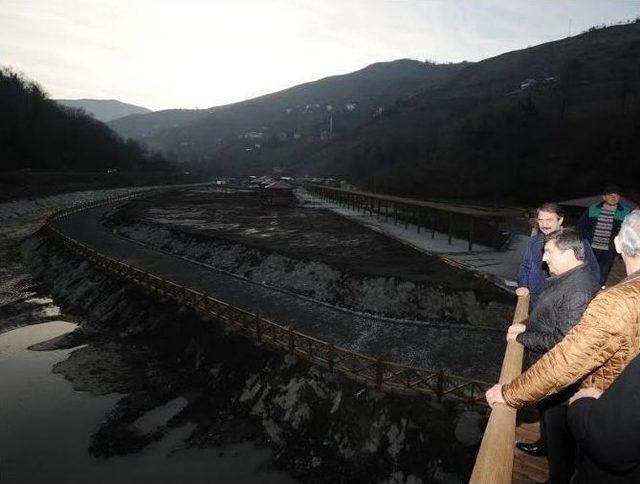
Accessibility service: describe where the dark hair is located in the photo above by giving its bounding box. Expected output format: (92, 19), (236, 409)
(536, 202), (563, 218)
(544, 227), (584, 260)
(603, 184), (622, 195)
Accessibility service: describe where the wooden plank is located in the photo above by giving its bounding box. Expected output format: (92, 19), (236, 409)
(470, 295), (529, 484)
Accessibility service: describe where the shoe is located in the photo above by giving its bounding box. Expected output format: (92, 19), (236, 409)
(516, 441), (547, 457)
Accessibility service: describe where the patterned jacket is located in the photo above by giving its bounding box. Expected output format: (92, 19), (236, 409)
(578, 202), (631, 251)
(502, 269), (640, 408)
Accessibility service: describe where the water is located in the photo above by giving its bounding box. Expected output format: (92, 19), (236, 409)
(0, 321), (296, 483)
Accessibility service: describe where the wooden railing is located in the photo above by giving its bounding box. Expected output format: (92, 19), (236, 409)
(306, 184), (522, 251)
(469, 294), (529, 483)
(42, 192), (501, 406)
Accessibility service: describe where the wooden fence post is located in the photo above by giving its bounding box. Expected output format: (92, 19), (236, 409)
(328, 344), (335, 373)
(288, 326), (295, 355)
(436, 369), (445, 402)
(255, 314), (262, 343)
(376, 357), (384, 388)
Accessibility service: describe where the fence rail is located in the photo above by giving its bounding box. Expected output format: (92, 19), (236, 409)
(43, 190), (498, 405)
(306, 184), (523, 251)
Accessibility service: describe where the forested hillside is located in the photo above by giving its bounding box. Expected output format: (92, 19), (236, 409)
(108, 59), (464, 172)
(0, 69), (171, 172)
(55, 99), (152, 122)
(307, 23), (640, 202)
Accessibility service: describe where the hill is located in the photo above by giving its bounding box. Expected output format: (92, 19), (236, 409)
(0, 68), (171, 173)
(304, 22), (640, 202)
(55, 99), (152, 122)
(108, 59), (465, 171)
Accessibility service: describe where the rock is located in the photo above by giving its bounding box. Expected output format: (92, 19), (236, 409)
(454, 411), (483, 447)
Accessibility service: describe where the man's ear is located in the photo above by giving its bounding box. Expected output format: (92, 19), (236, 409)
(558, 217), (564, 226)
(614, 235), (622, 255)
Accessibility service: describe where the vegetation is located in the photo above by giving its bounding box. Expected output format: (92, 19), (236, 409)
(307, 22), (640, 203)
(108, 59), (465, 171)
(0, 68), (172, 173)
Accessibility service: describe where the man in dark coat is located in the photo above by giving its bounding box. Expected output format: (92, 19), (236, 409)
(578, 185), (631, 285)
(517, 203), (599, 308)
(508, 227), (600, 482)
(568, 353), (640, 483)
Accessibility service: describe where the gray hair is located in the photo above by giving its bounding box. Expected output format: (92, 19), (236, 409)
(618, 210), (640, 257)
(544, 227), (584, 260)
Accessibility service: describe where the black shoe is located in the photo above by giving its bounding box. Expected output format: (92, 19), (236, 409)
(516, 441), (547, 457)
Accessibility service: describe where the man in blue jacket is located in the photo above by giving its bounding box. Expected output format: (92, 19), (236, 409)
(515, 203), (600, 459)
(517, 203), (599, 308)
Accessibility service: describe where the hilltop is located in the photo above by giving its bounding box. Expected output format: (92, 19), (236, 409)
(0, 69), (170, 174)
(111, 23), (640, 202)
(108, 59), (465, 171)
(55, 99), (152, 122)
(306, 22), (640, 202)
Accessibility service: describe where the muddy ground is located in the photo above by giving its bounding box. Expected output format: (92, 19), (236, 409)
(115, 187), (508, 296)
(19, 234), (484, 483)
(106, 187), (513, 327)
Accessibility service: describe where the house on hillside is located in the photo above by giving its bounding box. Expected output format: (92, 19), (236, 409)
(262, 180), (294, 206)
(249, 176), (275, 190)
(520, 78), (537, 90)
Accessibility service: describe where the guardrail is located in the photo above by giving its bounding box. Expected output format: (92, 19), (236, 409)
(470, 294), (529, 483)
(306, 184), (522, 251)
(43, 191), (498, 406)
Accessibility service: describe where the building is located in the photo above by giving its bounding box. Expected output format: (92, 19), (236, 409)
(262, 180), (294, 206)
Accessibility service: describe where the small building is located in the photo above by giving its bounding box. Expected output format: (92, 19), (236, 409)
(262, 180), (294, 206)
(520, 78), (537, 90)
(248, 176), (276, 190)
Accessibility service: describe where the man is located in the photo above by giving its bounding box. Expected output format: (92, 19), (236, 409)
(486, 210), (640, 479)
(517, 203), (599, 308)
(568, 353), (640, 483)
(579, 185), (631, 286)
(508, 228), (599, 482)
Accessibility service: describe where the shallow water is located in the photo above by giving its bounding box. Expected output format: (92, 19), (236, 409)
(0, 321), (296, 483)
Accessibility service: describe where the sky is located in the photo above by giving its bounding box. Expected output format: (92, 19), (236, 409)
(2, 0), (640, 111)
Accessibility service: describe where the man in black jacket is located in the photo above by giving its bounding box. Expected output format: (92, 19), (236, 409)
(507, 227), (600, 483)
(568, 353), (640, 483)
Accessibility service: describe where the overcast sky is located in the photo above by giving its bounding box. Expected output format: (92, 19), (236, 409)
(2, 0), (639, 111)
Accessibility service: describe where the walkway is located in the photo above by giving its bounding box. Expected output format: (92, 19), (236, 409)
(513, 421), (548, 483)
(53, 202), (506, 380)
(299, 190), (529, 292)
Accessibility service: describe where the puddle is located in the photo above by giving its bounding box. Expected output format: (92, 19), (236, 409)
(0, 321), (296, 483)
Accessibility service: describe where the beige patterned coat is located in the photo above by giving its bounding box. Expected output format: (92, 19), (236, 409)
(502, 270), (640, 408)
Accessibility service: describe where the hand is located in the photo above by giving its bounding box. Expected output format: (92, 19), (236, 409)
(515, 287), (530, 296)
(506, 323), (526, 341)
(485, 384), (506, 408)
(569, 387), (603, 404)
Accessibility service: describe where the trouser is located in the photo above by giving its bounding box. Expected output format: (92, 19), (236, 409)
(540, 397), (575, 484)
(592, 248), (615, 286)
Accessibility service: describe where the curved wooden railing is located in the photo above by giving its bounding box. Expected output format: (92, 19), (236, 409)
(470, 294), (529, 483)
(42, 191), (501, 406)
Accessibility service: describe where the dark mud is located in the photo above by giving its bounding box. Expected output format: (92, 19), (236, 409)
(106, 187), (513, 326)
(20, 234), (486, 483)
(115, 187), (508, 295)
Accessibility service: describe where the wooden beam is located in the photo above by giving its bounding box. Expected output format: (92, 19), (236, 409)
(469, 295), (529, 484)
